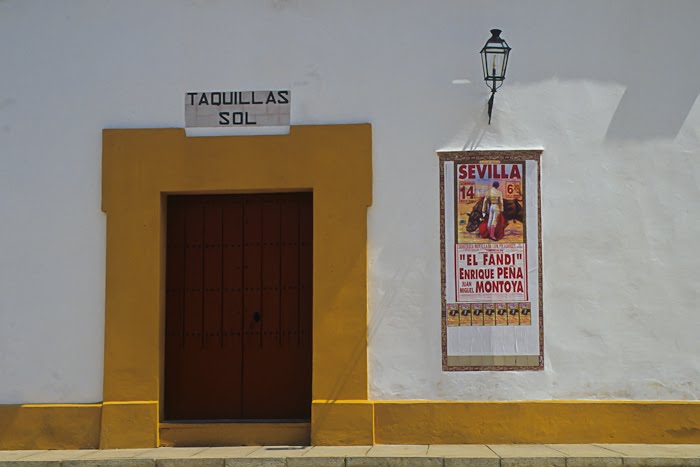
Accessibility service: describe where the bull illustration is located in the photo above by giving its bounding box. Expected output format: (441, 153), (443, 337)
(465, 197), (524, 233)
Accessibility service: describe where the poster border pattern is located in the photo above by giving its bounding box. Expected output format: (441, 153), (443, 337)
(438, 150), (544, 371)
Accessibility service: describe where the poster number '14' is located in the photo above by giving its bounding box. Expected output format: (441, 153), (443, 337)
(459, 185), (474, 200)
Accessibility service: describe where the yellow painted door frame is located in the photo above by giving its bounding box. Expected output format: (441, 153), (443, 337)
(100, 125), (373, 448)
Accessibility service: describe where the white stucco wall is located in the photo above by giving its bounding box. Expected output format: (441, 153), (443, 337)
(1, 0), (699, 404)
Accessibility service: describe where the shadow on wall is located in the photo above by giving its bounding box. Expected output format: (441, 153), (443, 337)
(462, 105), (490, 151)
(458, 0), (700, 143)
(598, 0), (700, 141)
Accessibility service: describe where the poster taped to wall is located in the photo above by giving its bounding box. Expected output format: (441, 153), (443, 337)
(439, 151), (543, 371)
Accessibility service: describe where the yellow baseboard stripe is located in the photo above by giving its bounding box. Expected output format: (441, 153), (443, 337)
(0, 404), (102, 450)
(3, 400), (700, 449)
(377, 400), (700, 445)
(314, 400), (700, 445)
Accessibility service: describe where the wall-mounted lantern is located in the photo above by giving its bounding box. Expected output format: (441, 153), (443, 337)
(480, 29), (511, 124)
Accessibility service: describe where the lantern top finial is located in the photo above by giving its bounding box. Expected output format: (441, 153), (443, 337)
(483, 29), (509, 49)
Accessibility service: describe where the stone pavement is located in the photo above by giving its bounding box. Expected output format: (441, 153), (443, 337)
(2, 445), (700, 467)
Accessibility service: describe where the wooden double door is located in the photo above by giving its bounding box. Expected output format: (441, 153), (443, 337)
(164, 193), (312, 421)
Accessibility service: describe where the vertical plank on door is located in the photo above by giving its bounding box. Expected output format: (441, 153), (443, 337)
(242, 195), (284, 418)
(276, 193), (313, 418)
(192, 200), (226, 418)
(164, 199), (186, 419)
(241, 196), (263, 418)
(221, 198), (244, 418)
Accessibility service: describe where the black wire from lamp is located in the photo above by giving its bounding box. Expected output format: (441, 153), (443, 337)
(480, 29), (511, 124)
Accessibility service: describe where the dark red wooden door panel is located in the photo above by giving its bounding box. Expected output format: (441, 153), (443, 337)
(164, 193), (312, 421)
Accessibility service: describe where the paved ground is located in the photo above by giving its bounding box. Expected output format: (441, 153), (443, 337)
(2, 444), (700, 466)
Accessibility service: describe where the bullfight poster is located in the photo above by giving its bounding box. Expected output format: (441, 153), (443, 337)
(439, 150), (543, 371)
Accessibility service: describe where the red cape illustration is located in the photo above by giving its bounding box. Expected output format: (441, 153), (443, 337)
(477, 213), (506, 241)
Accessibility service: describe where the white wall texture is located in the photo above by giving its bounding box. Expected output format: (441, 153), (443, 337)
(1, 0), (700, 404)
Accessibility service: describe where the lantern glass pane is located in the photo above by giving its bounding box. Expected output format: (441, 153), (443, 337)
(483, 50), (507, 80)
(499, 51), (508, 78)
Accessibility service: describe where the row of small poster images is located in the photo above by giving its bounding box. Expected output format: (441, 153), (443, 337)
(446, 302), (531, 327)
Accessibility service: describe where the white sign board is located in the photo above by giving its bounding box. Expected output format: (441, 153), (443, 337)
(185, 91), (290, 128)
